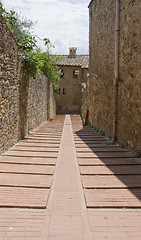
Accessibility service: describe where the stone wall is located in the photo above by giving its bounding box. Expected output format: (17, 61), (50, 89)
(88, 0), (141, 152)
(0, 13), (56, 155)
(47, 82), (56, 119)
(19, 71), (48, 140)
(117, 0), (141, 151)
(0, 13), (21, 154)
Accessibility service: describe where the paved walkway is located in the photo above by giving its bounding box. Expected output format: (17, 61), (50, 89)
(0, 115), (141, 239)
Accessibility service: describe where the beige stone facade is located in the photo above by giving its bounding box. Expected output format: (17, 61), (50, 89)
(87, 0), (141, 152)
(55, 48), (89, 114)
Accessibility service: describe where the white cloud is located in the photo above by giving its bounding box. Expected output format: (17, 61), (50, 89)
(1, 0), (90, 54)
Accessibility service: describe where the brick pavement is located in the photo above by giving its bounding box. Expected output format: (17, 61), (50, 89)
(71, 115), (141, 240)
(0, 115), (64, 210)
(0, 114), (141, 239)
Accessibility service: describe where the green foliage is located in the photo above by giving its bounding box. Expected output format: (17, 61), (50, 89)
(136, 151), (141, 158)
(21, 48), (43, 78)
(0, 3), (61, 89)
(120, 143), (125, 148)
(99, 129), (106, 136)
(0, 3), (34, 44)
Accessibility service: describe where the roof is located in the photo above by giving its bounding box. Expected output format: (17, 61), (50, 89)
(55, 55), (89, 69)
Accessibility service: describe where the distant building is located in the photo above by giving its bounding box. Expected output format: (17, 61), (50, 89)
(55, 47), (89, 114)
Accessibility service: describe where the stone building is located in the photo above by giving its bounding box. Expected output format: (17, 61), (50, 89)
(87, 0), (141, 152)
(55, 48), (89, 114)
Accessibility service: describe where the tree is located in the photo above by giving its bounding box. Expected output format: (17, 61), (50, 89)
(0, 3), (61, 89)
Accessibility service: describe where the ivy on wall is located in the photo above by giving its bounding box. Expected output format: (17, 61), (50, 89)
(0, 3), (61, 90)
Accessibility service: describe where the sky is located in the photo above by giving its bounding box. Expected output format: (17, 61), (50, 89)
(1, 0), (90, 55)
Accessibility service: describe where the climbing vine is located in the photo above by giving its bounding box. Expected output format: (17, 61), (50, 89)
(0, 3), (61, 90)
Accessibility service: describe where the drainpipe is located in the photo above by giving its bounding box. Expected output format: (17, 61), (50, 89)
(112, 0), (120, 142)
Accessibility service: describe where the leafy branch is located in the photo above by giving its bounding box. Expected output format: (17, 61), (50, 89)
(0, 3), (61, 90)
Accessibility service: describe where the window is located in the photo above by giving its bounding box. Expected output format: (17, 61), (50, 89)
(59, 69), (64, 78)
(63, 88), (65, 95)
(73, 70), (79, 78)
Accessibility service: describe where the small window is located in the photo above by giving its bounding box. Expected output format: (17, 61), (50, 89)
(59, 69), (64, 78)
(73, 70), (79, 78)
(63, 88), (65, 95)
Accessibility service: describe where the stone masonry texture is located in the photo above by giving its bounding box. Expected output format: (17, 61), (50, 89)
(88, 0), (141, 152)
(0, 13), (21, 155)
(19, 70), (48, 140)
(0, 13), (56, 155)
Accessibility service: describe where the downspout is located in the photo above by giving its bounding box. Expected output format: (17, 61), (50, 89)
(112, 0), (120, 142)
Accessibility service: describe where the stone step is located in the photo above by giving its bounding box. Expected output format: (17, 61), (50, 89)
(78, 157), (141, 166)
(0, 173), (52, 188)
(30, 133), (62, 137)
(16, 142), (60, 147)
(0, 156), (56, 165)
(75, 143), (112, 148)
(22, 139), (60, 144)
(74, 138), (110, 142)
(25, 136), (61, 141)
(74, 136), (108, 140)
(77, 152), (135, 158)
(76, 147), (128, 152)
(3, 151), (57, 158)
(0, 163), (55, 175)
(80, 165), (141, 175)
(84, 188), (141, 208)
(82, 175), (141, 189)
(74, 140), (111, 144)
(0, 187), (49, 208)
(11, 146), (59, 152)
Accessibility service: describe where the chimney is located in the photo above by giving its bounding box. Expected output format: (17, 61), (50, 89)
(69, 47), (77, 58)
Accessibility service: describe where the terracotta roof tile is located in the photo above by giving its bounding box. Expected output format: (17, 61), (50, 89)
(55, 55), (89, 69)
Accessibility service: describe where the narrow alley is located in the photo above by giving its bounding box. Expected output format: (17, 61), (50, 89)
(0, 115), (141, 240)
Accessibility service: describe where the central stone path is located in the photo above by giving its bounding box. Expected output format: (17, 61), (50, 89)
(47, 115), (92, 239)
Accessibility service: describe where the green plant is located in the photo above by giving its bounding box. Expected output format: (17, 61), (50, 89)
(100, 130), (106, 136)
(109, 136), (112, 140)
(39, 49), (62, 90)
(120, 143), (125, 148)
(96, 127), (100, 132)
(136, 151), (141, 158)
(0, 3), (61, 89)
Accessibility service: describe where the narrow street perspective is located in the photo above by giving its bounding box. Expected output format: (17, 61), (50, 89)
(0, 114), (141, 239)
(0, 0), (140, 239)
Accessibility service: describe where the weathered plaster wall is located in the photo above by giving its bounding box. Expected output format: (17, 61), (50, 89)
(88, 0), (141, 152)
(0, 13), (56, 154)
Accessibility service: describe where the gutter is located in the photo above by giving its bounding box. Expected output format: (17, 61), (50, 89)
(112, 0), (120, 142)
(88, 0), (94, 8)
